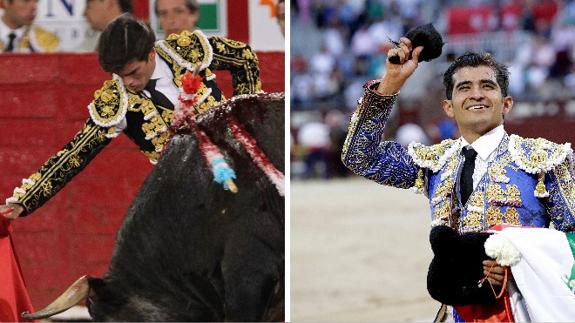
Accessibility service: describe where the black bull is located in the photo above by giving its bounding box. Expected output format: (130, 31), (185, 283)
(23, 93), (285, 321)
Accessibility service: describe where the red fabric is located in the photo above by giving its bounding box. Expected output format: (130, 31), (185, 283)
(0, 218), (35, 322)
(455, 293), (514, 322)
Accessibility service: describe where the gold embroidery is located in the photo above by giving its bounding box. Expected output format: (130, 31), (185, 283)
(12, 123), (109, 213)
(468, 191), (485, 209)
(143, 150), (160, 163)
(463, 191), (486, 231)
(486, 206), (503, 226)
(218, 38), (248, 49)
(434, 202), (451, 222)
(487, 183), (505, 204)
(536, 172), (549, 197)
(486, 206), (521, 226)
(13, 190), (25, 200)
(463, 210), (483, 229)
(430, 155), (460, 226)
(414, 168), (424, 192)
(31, 26), (60, 52)
(128, 94), (141, 112)
(242, 48), (255, 60)
(410, 139), (458, 171)
(68, 155), (82, 168)
(510, 135), (570, 174)
(89, 80), (127, 127)
(162, 30), (211, 70)
(41, 181), (53, 195)
(151, 132), (171, 152)
(487, 183), (522, 207)
(488, 162), (510, 183)
(176, 34), (192, 47)
(30, 173), (41, 181)
(504, 207), (520, 225)
(189, 50), (200, 61)
(160, 108), (173, 123)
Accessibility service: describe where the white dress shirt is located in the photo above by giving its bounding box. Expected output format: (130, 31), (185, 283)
(142, 54), (180, 106)
(0, 18), (27, 52)
(460, 124), (506, 189)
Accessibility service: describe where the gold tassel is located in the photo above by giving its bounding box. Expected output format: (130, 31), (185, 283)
(535, 172), (549, 198)
(414, 168), (424, 192)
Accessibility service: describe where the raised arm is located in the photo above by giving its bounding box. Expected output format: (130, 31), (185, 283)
(341, 38), (425, 188)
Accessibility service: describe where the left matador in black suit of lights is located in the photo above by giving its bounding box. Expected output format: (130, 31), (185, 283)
(0, 14), (261, 218)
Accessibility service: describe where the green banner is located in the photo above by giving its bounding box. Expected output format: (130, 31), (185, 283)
(198, 4), (219, 31)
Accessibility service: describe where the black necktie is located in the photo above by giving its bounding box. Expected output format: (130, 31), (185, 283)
(460, 147), (478, 206)
(5, 32), (16, 52)
(144, 78), (174, 109)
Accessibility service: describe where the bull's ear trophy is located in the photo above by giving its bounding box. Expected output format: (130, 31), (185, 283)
(21, 275), (91, 320)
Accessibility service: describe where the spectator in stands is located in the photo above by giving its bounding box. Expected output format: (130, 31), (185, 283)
(84, 0), (132, 32)
(155, 0), (199, 36)
(297, 120), (331, 178)
(277, 0), (285, 36)
(80, 0), (132, 51)
(0, 0), (60, 53)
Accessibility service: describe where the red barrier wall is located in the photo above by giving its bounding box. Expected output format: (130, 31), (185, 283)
(0, 51), (284, 307)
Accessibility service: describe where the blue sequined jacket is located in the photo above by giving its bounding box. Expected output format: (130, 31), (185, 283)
(342, 81), (575, 233)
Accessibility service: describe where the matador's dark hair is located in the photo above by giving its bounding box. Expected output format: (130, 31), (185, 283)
(117, 0), (133, 13)
(97, 14), (156, 74)
(443, 52), (509, 100)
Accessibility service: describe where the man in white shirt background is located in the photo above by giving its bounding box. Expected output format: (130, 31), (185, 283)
(0, 0), (59, 53)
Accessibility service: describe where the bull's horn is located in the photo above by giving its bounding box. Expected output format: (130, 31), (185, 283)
(21, 275), (90, 320)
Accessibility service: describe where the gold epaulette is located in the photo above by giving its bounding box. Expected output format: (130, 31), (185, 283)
(508, 134), (573, 174)
(30, 26), (60, 52)
(157, 30), (213, 73)
(88, 75), (129, 130)
(408, 139), (460, 173)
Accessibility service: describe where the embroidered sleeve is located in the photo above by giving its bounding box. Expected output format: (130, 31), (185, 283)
(208, 36), (262, 95)
(5, 119), (112, 216)
(544, 158), (575, 232)
(341, 80), (419, 188)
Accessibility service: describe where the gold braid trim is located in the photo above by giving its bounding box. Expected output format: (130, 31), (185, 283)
(88, 76), (129, 127)
(408, 139), (460, 173)
(209, 36), (262, 95)
(508, 134), (572, 174)
(8, 121), (110, 214)
(159, 29), (213, 72)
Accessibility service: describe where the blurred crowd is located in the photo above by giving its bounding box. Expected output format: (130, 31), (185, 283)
(291, 0), (575, 179)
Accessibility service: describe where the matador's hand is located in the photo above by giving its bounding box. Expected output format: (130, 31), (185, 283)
(0, 204), (23, 220)
(482, 259), (510, 286)
(377, 37), (424, 96)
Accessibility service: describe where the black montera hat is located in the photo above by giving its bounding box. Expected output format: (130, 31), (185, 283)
(388, 23), (444, 64)
(427, 225), (497, 306)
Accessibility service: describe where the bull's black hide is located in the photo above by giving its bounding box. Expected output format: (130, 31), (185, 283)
(427, 225), (496, 306)
(87, 93), (284, 322)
